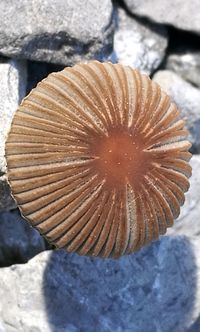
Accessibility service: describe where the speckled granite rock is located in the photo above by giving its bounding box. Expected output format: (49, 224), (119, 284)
(0, 0), (114, 65)
(0, 236), (199, 332)
(153, 70), (200, 153)
(114, 7), (168, 74)
(0, 210), (46, 267)
(124, 0), (200, 35)
(0, 58), (27, 211)
(166, 49), (200, 88)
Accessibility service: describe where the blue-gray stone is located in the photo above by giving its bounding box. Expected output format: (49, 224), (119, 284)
(0, 210), (46, 267)
(0, 236), (199, 331)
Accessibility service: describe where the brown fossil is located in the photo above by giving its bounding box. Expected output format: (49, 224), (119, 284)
(5, 61), (192, 258)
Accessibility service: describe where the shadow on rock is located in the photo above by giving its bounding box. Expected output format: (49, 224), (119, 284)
(43, 236), (197, 332)
(0, 209), (46, 267)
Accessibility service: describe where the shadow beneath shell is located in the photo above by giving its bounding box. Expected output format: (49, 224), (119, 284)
(43, 236), (197, 332)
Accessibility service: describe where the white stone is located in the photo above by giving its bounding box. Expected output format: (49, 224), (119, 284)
(0, 58), (27, 210)
(114, 8), (168, 74)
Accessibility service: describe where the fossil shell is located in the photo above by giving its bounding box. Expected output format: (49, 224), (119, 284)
(5, 61), (192, 258)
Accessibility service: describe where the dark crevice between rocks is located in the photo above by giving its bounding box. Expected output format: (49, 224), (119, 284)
(27, 61), (65, 94)
(156, 26), (200, 74)
(0, 209), (52, 267)
(20, 33), (98, 58)
(0, 55), (11, 63)
(167, 27), (200, 53)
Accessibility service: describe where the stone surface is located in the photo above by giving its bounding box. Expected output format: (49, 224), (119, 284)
(114, 8), (168, 75)
(0, 210), (46, 267)
(124, 0), (200, 35)
(0, 58), (27, 211)
(166, 49), (200, 88)
(167, 155), (200, 238)
(0, 236), (199, 331)
(0, 0), (114, 65)
(153, 70), (200, 153)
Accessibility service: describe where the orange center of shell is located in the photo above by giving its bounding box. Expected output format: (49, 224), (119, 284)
(90, 128), (152, 188)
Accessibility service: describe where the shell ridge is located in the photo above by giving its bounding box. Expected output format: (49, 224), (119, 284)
(87, 61), (120, 127)
(10, 167), (88, 194)
(18, 172), (94, 214)
(72, 64), (115, 128)
(26, 174), (99, 222)
(92, 189), (117, 257)
(100, 190), (121, 258)
(55, 71), (110, 130)
(144, 94), (171, 138)
(78, 191), (111, 256)
(125, 184), (139, 253)
(114, 64), (129, 128)
(37, 182), (104, 235)
(152, 168), (185, 205)
(49, 183), (105, 248)
(144, 174), (174, 224)
(134, 75), (152, 131)
(40, 79), (105, 135)
(66, 190), (107, 253)
(103, 63), (122, 126)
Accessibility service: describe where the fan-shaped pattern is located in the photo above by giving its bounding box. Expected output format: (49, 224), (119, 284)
(5, 61), (192, 258)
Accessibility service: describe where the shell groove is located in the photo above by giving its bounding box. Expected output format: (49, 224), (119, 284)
(5, 61), (192, 258)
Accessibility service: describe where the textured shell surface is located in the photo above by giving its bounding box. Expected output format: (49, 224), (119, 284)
(5, 61), (192, 258)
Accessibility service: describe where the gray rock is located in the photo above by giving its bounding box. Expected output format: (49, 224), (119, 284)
(0, 210), (46, 267)
(166, 50), (200, 88)
(0, 236), (199, 332)
(0, 0), (114, 65)
(153, 70), (200, 153)
(114, 8), (168, 74)
(124, 0), (200, 35)
(167, 155), (200, 238)
(0, 58), (27, 211)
